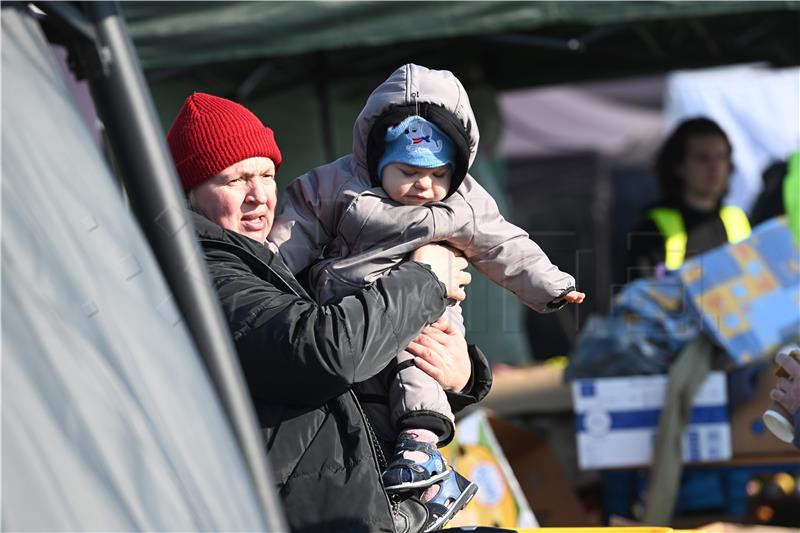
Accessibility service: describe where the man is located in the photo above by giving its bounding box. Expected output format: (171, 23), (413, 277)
(627, 117), (751, 279)
(166, 92), (491, 532)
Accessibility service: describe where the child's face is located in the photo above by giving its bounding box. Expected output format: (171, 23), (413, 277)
(381, 163), (452, 205)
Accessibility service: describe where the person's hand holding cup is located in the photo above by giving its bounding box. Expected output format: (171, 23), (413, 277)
(763, 344), (800, 443)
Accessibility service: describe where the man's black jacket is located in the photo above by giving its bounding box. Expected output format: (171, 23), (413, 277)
(193, 212), (492, 532)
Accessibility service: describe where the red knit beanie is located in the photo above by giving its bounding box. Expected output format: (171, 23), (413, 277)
(166, 92), (282, 192)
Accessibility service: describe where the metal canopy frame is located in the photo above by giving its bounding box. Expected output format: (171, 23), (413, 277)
(28, 2), (288, 530)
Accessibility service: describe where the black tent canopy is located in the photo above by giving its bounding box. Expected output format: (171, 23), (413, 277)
(123, 1), (800, 93)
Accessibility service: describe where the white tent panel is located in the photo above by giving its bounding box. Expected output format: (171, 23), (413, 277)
(498, 85), (664, 165)
(665, 64), (800, 211)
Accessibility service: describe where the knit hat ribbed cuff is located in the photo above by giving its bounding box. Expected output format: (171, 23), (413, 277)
(175, 127), (281, 192)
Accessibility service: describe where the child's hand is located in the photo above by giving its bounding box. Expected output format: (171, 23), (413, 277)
(565, 290), (585, 304)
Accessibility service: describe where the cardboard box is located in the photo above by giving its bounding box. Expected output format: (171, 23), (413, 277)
(487, 416), (597, 526)
(571, 372), (731, 469)
(731, 364), (800, 456)
(477, 364), (572, 417)
(445, 410), (596, 527)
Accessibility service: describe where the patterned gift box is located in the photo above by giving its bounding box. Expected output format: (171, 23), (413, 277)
(679, 217), (800, 365)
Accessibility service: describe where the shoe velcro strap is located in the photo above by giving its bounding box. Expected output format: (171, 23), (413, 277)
(395, 438), (438, 454)
(386, 459), (425, 473)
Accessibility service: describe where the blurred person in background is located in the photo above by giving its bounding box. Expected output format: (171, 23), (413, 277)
(750, 149), (800, 237)
(786, 150), (800, 245)
(166, 92), (492, 533)
(627, 117), (751, 279)
(750, 160), (789, 226)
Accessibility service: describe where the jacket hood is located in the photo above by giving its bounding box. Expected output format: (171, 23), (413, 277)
(352, 64), (480, 196)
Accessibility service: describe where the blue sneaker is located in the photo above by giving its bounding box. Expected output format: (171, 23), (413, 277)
(382, 436), (450, 492)
(423, 469), (478, 532)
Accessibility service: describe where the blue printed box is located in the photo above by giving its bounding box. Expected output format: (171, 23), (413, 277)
(572, 373), (730, 469)
(679, 217), (800, 365)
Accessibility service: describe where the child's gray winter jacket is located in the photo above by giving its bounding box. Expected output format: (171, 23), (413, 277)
(270, 64), (575, 312)
(269, 64), (575, 444)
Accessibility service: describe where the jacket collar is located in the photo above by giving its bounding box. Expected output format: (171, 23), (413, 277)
(191, 210), (308, 296)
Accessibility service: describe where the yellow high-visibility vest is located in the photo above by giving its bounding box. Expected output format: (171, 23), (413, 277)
(648, 205), (751, 270)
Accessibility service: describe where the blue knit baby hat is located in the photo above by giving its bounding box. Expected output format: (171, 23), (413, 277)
(377, 115), (456, 178)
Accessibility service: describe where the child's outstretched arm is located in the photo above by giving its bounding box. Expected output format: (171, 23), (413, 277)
(450, 175), (583, 313)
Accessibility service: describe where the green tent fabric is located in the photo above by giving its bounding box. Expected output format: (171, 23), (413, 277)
(123, 1), (799, 71)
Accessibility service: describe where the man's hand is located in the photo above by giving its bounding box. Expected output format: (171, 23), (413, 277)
(411, 244), (471, 302)
(407, 316), (470, 392)
(770, 347), (800, 416)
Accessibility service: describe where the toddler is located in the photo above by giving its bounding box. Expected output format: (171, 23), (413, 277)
(269, 64), (583, 530)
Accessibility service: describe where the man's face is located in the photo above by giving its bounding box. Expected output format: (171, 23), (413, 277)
(191, 157), (277, 243)
(381, 163), (452, 206)
(678, 134), (731, 203)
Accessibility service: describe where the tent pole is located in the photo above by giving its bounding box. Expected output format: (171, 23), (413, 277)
(70, 2), (287, 529)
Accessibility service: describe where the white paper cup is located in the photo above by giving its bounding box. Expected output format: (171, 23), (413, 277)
(763, 407), (796, 443)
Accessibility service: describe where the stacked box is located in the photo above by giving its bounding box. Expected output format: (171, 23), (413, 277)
(572, 372), (731, 469)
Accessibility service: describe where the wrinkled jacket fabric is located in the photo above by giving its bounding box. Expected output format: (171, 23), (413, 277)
(193, 211), (492, 532)
(270, 63), (575, 313)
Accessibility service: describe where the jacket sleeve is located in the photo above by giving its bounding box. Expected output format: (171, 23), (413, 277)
(205, 249), (448, 407)
(454, 176), (576, 313)
(446, 344), (493, 413)
(268, 166), (342, 274)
